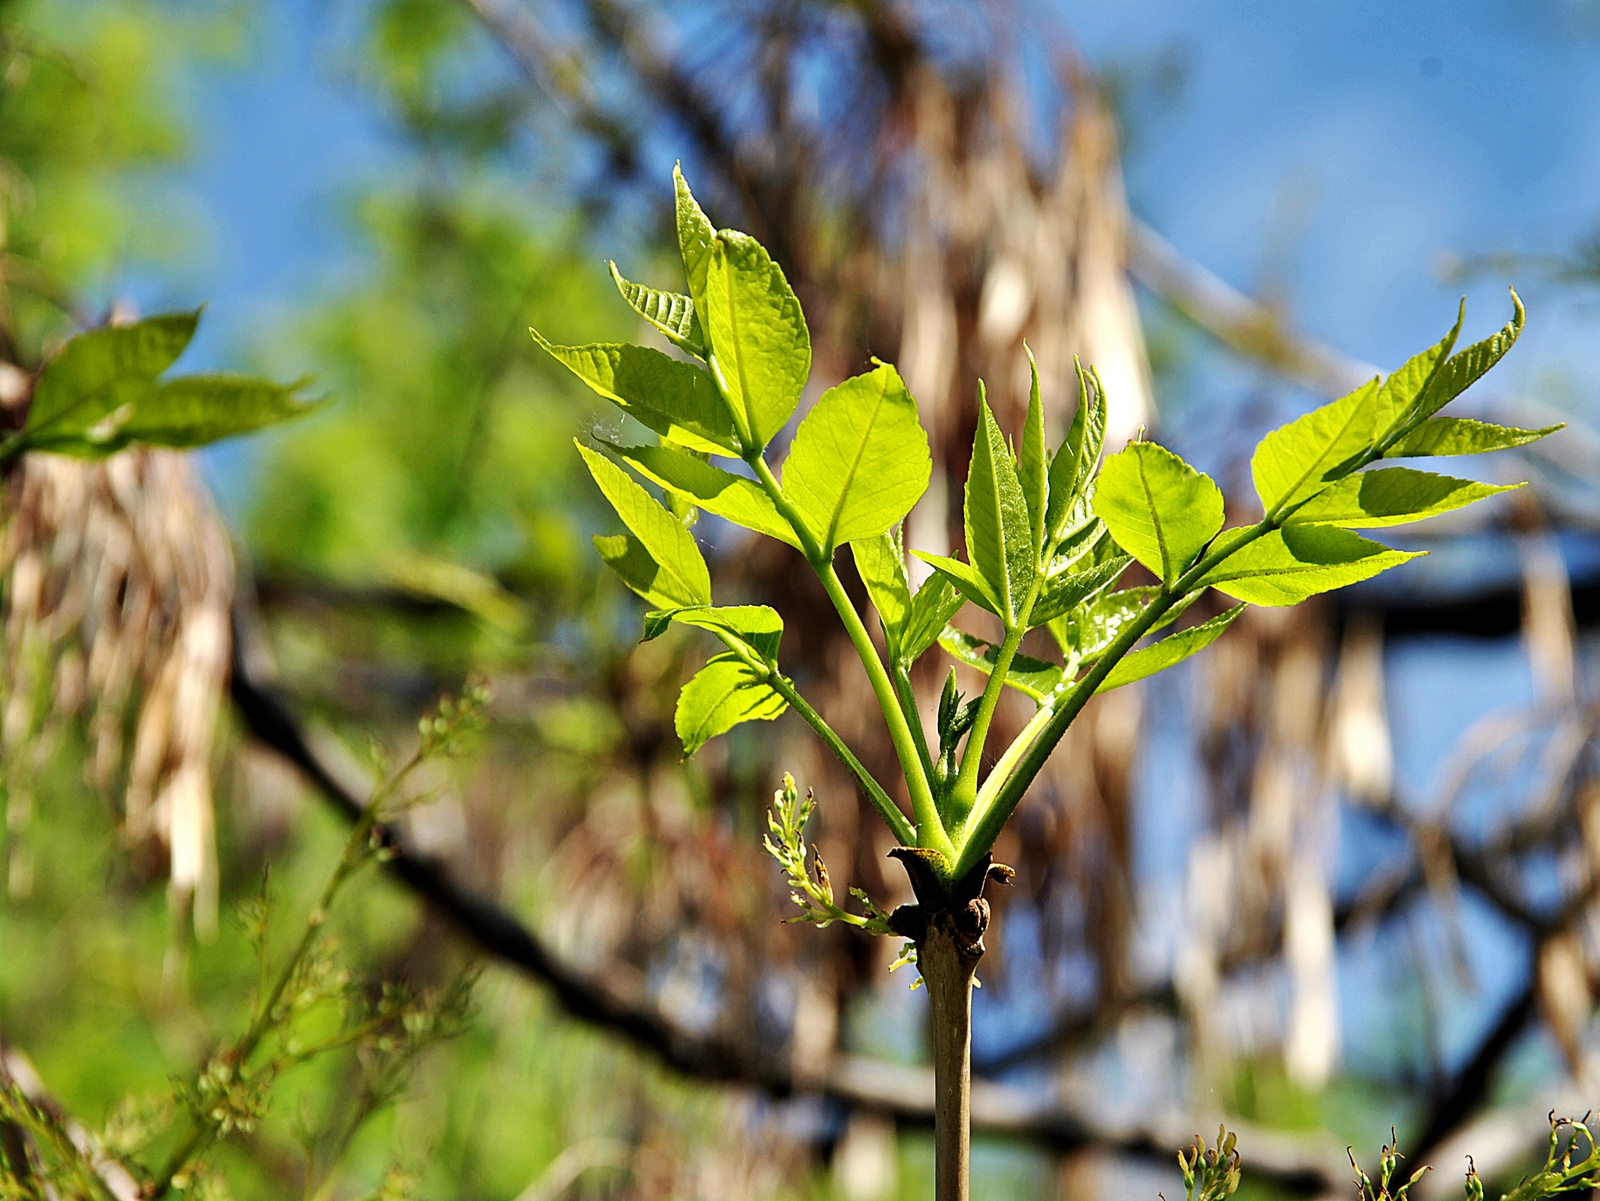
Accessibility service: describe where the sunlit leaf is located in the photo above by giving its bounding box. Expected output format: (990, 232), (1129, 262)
(1384, 415), (1562, 458)
(1045, 360), (1106, 542)
(601, 440), (799, 547)
(608, 261), (707, 358)
(577, 441), (711, 608)
(852, 530), (912, 654)
(1028, 551), (1131, 625)
(1252, 378), (1378, 515)
(1288, 466), (1519, 528)
(1093, 441), (1224, 587)
(936, 629), (1063, 702)
(1400, 293), (1524, 435)
(900, 571), (965, 663)
(783, 362), (929, 555)
(1373, 307), (1461, 439)
(703, 229), (810, 450)
(963, 386), (1034, 624)
(1202, 524), (1422, 606)
(675, 652), (787, 755)
(675, 163), (716, 316)
(1097, 605), (1243, 692)
(670, 605), (784, 660)
(913, 550), (1003, 620)
(533, 335), (740, 455)
(1020, 346), (1047, 555)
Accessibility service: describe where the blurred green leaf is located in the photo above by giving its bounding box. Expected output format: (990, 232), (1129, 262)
(42, 372), (320, 455)
(19, 311), (198, 449)
(782, 361), (929, 555)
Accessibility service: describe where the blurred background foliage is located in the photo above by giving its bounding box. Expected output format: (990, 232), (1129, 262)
(2, 2), (1600, 1201)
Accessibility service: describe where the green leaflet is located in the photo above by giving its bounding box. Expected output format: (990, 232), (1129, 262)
(1203, 524), (1422, 607)
(534, 335), (740, 455)
(21, 311), (200, 447)
(608, 261), (707, 358)
(75, 374), (318, 454)
(783, 361), (930, 554)
(913, 551), (1003, 619)
(1252, 378), (1379, 515)
(675, 164), (716, 318)
(900, 571), (965, 663)
(1046, 361), (1107, 541)
(851, 531), (913, 655)
(703, 228), (811, 450)
(668, 605), (784, 660)
(1374, 307), (1461, 439)
(600, 440), (800, 547)
(1385, 415), (1563, 458)
(936, 629), (1063, 702)
(964, 387), (1035, 625)
(1020, 347), (1048, 555)
(1401, 293), (1524, 435)
(1097, 605), (1243, 692)
(1288, 467), (1520, 528)
(577, 441), (712, 608)
(1048, 586), (1156, 663)
(675, 652), (787, 755)
(1029, 550), (1131, 625)
(1093, 442), (1224, 588)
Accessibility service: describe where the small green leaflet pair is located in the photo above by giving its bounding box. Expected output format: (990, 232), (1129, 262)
(540, 166), (1557, 882)
(1, 310), (320, 466)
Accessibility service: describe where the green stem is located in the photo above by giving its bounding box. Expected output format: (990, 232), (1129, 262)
(945, 620), (1024, 829)
(744, 453), (948, 860)
(892, 661), (936, 786)
(953, 516), (1279, 879)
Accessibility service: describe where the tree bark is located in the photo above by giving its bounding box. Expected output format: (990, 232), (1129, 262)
(920, 913), (981, 1201)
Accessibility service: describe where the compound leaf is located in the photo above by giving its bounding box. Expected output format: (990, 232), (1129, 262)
(1385, 415), (1562, 458)
(609, 261), (706, 358)
(1097, 605), (1243, 692)
(703, 229), (810, 450)
(535, 335), (740, 455)
(1202, 524), (1422, 606)
(1252, 378), (1379, 515)
(675, 652), (787, 755)
(601, 440), (799, 547)
(1093, 441), (1224, 587)
(784, 361), (930, 554)
(1289, 466), (1520, 528)
(577, 441), (711, 608)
